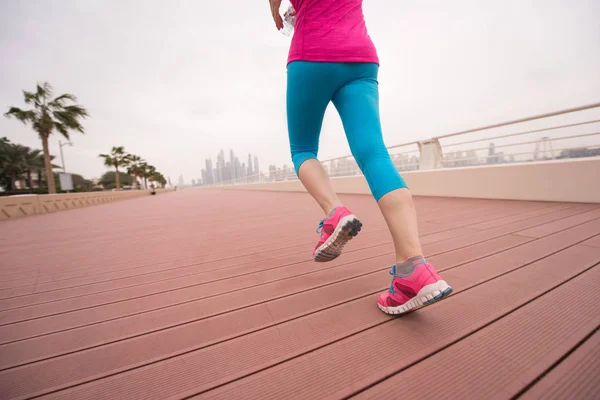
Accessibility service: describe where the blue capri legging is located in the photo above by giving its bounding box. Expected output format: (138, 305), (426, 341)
(286, 61), (407, 201)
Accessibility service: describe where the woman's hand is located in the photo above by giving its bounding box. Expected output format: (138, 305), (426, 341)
(269, 0), (284, 30)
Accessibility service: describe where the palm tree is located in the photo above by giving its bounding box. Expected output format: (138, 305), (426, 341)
(0, 143), (29, 190)
(126, 154), (144, 189)
(0, 137), (10, 169)
(151, 171), (167, 188)
(139, 162), (156, 190)
(99, 146), (130, 190)
(23, 148), (43, 188)
(35, 152), (47, 187)
(146, 165), (156, 189)
(4, 82), (89, 194)
(33, 152), (58, 188)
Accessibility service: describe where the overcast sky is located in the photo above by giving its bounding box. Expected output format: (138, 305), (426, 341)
(1, 0), (599, 182)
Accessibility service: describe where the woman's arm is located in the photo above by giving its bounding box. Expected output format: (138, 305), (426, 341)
(269, 0), (284, 30)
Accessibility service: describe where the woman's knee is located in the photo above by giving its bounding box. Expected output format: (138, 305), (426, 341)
(352, 149), (408, 200)
(351, 143), (388, 172)
(292, 151), (318, 175)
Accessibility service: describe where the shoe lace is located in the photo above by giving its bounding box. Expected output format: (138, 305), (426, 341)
(387, 260), (425, 296)
(388, 264), (399, 295)
(316, 220), (324, 234)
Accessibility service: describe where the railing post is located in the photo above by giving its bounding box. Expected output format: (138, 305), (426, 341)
(418, 138), (443, 170)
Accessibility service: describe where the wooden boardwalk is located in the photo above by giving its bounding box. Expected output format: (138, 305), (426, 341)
(0, 189), (598, 399)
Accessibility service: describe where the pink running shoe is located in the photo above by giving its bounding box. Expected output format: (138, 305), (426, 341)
(377, 260), (453, 315)
(313, 206), (362, 262)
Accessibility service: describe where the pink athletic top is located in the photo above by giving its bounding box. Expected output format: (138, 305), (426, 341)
(288, 0), (379, 65)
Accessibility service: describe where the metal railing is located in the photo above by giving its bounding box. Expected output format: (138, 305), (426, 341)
(207, 102), (600, 186)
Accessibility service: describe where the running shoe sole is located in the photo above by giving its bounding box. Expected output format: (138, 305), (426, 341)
(313, 215), (362, 262)
(378, 280), (453, 315)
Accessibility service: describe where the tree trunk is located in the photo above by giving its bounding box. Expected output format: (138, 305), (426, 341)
(37, 169), (42, 187)
(115, 166), (120, 189)
(41, 135), (56, 194)
(10, 173), (17, 191)
(144, 177), (148, 190)
(27, 171), (34, 189)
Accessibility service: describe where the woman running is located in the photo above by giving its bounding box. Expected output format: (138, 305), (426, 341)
(268, 0), (452, 315)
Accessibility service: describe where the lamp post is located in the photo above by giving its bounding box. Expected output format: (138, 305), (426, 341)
(58, 140), (73, 172)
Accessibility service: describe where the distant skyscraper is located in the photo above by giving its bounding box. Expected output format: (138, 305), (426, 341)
(205, 159), (214, 185)
(178, 175), (184, 186)
(217, 150), (225, 183)
(192, 179), (196, 186)
(229, 149), (236, 180)
(203, 150), (261, 184)
(269, 165), (276, 181)
(234, 156), (241, 180)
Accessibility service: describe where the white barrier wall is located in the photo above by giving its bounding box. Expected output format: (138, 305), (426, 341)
(218, 158), (600, 203)
(0, 189), (174, 221)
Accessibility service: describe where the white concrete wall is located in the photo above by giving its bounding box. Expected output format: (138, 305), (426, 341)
(0, 188), (174, 221)
(219, 158), (600, 203)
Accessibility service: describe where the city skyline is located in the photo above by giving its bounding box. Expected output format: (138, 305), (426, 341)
(190, 149), (262, 186)
(188, 138), (600, 185)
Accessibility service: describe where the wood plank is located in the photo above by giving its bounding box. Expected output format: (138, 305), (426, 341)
(0, 195), (501, 288)
(33, 244), (600, 400)
(3, 209), (592, 348)
(354, 269), (600, 399)
(520, 330), (600, 400)
(0, 233), (534, 398)
(580, 234), (600, 248)
(8, 225), (598, 399)
(0, 195), (538, 288)
(0, 192), (597, 400)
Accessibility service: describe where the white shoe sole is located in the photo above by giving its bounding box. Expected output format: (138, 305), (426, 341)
(313, 215), (362, 262)
(378, 280), (454, 315)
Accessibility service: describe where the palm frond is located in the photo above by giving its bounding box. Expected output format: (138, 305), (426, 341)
(112, 146), (126, 155)
(53, 108), (87, 133)
(36, 82), (52, 101)
(62, 105), (89, 117)
(27, 148), (42, 158)
(4, 107), (37, 123)
(54, 122), (71, 140)
(128, 154), (143, 164)
(99, 154), (116, 168)
(22, 90), (39, 106)
(48, 93), (77, 109)
(0, 143), (31, 175)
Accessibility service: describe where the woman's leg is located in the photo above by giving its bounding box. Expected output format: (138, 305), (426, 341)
(332, 64), (421, 264)
(287, 62), (362, 262)
(297, 159), (341, 215)
(333, 63), (452, 314)
(287, 61), (339, 215)
(377, 188), (423, 268)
